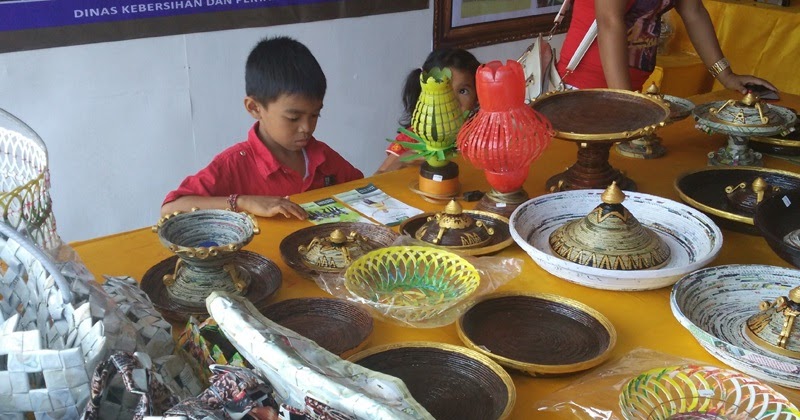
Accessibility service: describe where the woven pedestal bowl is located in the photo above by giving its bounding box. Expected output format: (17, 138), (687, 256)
(671, 265), (800, 389)
(260, 298), (373, 359)
(509, 190), (722, 290)
(349, 342), (515, 420)
(755, 190), (800, 268)
(344, 246), (480, 327)
(457, 292), (616, 376)
(619, 365), (800, 419)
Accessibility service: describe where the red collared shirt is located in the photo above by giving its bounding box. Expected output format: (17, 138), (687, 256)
(163, 123), (363, 204)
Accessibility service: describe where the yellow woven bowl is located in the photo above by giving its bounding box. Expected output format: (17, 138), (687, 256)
(344, 246), (480, 324)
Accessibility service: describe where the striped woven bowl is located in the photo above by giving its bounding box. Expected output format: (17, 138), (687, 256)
(619, 365), (800, 419)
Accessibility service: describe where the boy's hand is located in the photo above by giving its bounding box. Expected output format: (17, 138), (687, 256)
(238, 195), (307, 219)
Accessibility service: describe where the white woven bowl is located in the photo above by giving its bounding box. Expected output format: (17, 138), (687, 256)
(671, 264), (800, 389)
(509, 190), (722, 290)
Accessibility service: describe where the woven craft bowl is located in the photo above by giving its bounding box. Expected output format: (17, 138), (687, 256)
(155, 209), (257, 264)
(755, 190), (800, 268)
(349, 342), (515, 420)
(260, 297), (373, 359)
(344, 246), (480, 325)
(619, 365), (800, 419)
(671, 265), (800, 389)
(457, 292), (616, 376)
(675, 167), (800, 235)
(509, 190), (722, 290)
(279, 222), (398, 278)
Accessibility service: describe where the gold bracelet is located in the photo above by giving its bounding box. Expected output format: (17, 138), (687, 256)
(708, 58), (730, 78)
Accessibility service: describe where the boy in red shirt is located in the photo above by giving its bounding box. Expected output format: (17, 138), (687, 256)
(161, 36), (363, 219)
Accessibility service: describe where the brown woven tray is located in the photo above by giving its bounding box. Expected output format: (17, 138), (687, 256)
(457, 292), (616, 376)
(279, 222), (398, 279)
(531, 89), (669, 141)
(398, 210), (513, 256)
(141, 251), (282, 323)
(260, 297), (373, 358)
(349, 342), (515, 420)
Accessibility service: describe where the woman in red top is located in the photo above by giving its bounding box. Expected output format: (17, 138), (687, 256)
(374, 48), (481, 174)
(557, 0), (776, 93)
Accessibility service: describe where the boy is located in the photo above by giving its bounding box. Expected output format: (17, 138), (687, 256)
(161, 36), (364, 219)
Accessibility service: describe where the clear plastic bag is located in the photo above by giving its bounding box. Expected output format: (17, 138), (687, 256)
(534, 348), (800, 419)
(311, 237), (523, 328)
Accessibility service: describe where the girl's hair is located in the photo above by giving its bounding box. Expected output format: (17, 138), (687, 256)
(399, 48), (481, 126)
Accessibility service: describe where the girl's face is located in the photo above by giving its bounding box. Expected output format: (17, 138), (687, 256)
(450, 68), (478, 113)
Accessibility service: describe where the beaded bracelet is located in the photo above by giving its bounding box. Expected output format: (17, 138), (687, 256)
(708, 58), (730, 79)
(227, 194), (239, 212)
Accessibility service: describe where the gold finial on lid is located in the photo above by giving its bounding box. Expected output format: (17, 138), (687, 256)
(752, 177), (767, 193)
(444, 199), (463, 215)
(741, 92), (759, 106)
(789, 286), (800, 304)
(601, 182), (626, 205)
(330, 229), (346, 244)
(646, 83), (660, 95)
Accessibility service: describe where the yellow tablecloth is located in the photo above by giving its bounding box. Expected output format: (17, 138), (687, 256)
(663, 0), (800, 96)
(72, 90), (800, 418)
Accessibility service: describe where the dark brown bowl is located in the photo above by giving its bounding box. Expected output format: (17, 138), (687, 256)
(457, 292), (616, 376)
(750, 112), (800, 156)
(755, 190), (800, 268)
(260, 298), (373, 358)
(279, 222), (398, 279)
(349, 342), (515, 420)
(675, 167), (800, 235)
(398, 210), (513, 256)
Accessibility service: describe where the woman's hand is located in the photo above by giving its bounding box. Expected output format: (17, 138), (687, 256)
(238, 195), (307, 219)
(717, 72), (778, 95)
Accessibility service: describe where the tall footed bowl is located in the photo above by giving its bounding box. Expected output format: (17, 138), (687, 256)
(153, 209), (259, 309)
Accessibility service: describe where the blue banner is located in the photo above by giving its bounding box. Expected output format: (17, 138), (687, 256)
(1, 0), (339, 31)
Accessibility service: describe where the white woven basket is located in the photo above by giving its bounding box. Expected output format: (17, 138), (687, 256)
(0, 221), (106, 419)
(0, 108), (60, 252)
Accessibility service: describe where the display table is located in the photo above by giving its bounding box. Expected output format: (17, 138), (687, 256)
(661, 0), (800, 96)
(72, 90), (800, 418)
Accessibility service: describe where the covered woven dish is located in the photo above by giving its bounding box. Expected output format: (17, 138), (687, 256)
(746, 286), (800, 359)
(414, 200), (494, 249)
(694, 92), (796, 137)
(725, 176), (780, 214)
(548, 182), (671, 270)
(297, 229), (371, 272)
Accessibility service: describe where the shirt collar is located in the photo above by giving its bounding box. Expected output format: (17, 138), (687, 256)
(246, 122), (326, 178)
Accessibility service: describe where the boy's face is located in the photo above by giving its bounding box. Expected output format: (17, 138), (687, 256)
(451, 68), (478, 113)
(245, 93), (323, 152)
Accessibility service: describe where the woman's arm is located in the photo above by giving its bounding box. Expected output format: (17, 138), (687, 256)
(595, 0), (632, 89)
(675, 0), (776, 93)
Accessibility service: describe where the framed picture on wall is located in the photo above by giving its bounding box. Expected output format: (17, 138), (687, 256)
(434, 0), (569, 49)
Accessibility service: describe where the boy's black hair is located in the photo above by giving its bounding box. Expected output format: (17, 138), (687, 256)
(245, 36), (327, 105)
(399, 48), (481, 126)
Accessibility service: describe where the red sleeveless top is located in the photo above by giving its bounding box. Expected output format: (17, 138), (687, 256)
(556, 0), (676, 89)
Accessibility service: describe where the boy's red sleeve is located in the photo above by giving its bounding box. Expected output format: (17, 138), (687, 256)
(162, 157), (233, 205)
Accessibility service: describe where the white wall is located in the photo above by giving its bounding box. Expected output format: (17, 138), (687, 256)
(0, 5), (563, 242)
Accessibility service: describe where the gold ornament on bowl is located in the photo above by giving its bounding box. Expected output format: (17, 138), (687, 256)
(745, 286), (800, 359)
(297, 229), (372, 272)
(414, 200), (494, 249)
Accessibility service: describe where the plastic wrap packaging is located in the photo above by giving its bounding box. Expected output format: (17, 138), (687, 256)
(534, 348), (800, 419)
(311, 237), (523, 328)
(207, 291), (435, 419)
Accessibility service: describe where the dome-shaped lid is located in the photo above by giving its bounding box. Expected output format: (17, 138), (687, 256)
(549, 183), (671, 270)
(694, 93), (797, 137)
(298, 229), (371, 272)
(725, 177), (780, 214)
(746, 286), (800, 358)
(415, 200), (494, 249)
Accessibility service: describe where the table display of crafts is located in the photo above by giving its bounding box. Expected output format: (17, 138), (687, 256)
(694, 92), (797, 166)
